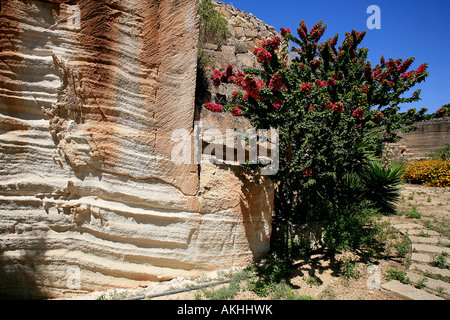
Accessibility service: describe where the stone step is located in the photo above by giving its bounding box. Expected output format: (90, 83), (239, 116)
(406, 229), (441, 237)
(381, 280), (444, 300)
(411, 252), (450, 264)
(410, 236), (450, 246)
(392, 223), (425, 230)
(410, 263), (450, 278)
(407, 272), (450, 297)
(411, 253), (433, 264)
(412, 243), (450, 255)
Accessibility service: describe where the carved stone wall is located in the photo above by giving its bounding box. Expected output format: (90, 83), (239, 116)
(0, 0), (274, 298)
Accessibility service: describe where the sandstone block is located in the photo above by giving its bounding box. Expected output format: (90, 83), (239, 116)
(381, 280), (444, 300)
(245, 28), (258, 38)
(234, 27), (246, 38)
(236, 53), (256, 67)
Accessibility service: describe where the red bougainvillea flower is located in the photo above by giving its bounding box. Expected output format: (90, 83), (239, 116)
(361, 86), (369, 93)
(325, 100), (334, 110)
(301, 82), (312, 94)
(303, 167), (313, 176)
(211, 66), (237, 87)
(225, 64), (234, 78)
(382, 80), (394, 88)
(400, 71), (415, 80)
(310, 59), (321, 69)
(263, 36), (281, 51)
(327, 77), (337, 87)
(203, 103), (223, 113)
(297, 20), (308, 40)
(386, 59), (397, 72)
(219, 64), (237, 84)
(373, 69), (383, 81)
(352, 107), (364, 119)
(315, 80), (328, 88)
(269, 73), (284, 92)
(415, 63), (428, 77)
(364, 63), (373, 82)
(280, 27), (291, 38)
(241, 76), (265, 100)
(330, 34), (338, 47)
(350, 30), (366, 43)
(436, 108), (448, 117)
(211, 70), (222, 87)
(399, 57), (414, 73)
(273, 99), (285, 110)
(374, 111), (383, 122)
(309, 107), (315, 111)
(235, 76), (245, 87)
(253, 47), (272, 63)
(333, 101), (344, 113)
(230, 106), (243, 116)
(309, 21), (326, 42)
(227, 76), (237, 84)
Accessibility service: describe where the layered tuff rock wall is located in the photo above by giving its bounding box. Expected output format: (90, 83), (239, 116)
(0, 0), (274, 298)
(384, 118), (450, 162)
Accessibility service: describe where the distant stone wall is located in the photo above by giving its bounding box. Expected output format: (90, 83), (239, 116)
(384, 118), (450, 163)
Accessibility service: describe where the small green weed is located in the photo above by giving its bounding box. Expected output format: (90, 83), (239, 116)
(304, 275), (322, 287)
(270, 282), (314, 300)
(431, 252), (450, 269)
(406, 206), (421, 219)
(414, 277), (427, 289)
(418, 231), (431, 238)
(393, 234), (411, 257)
(385, 268), (410, 284)
(339, 257), (361, 279)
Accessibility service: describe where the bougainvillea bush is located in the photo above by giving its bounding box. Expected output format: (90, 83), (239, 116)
(203, 20), (430, 255)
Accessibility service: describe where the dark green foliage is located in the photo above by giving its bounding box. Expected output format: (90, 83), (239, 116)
(198, 0), (228, 45)
(322, 200), (381, 251)
(360, 161), (405, 214)
(248, 255), (292, 296)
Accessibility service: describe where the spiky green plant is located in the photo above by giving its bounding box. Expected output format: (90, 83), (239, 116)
(361, 161), (405, 214)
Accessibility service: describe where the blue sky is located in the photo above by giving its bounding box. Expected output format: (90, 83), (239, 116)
(225, 0), (450, 114)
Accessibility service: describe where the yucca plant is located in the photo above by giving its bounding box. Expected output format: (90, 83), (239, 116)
(360, 161), (405, 214)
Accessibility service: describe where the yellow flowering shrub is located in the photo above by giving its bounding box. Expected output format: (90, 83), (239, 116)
(403, 159), (450, 187)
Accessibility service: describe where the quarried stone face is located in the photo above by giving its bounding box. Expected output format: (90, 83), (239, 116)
(0, 0), (273, 298)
